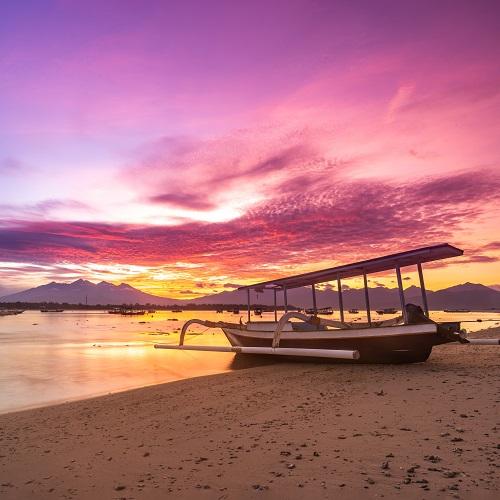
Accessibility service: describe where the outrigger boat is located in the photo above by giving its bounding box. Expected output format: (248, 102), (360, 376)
(155, 244), (499, 363)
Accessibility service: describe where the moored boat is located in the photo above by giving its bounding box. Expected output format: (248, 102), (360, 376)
(0, 309), (25, 316)
(120, 309), (146, 316)
(376, 308), (398, 315)
(305, 306), (333, 315)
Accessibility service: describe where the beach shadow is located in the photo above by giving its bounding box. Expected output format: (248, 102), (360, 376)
(228, 353), (283, 370)
(228, 353), (350, 369)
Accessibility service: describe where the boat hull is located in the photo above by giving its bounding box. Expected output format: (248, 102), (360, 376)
(222, 324), (449, 363)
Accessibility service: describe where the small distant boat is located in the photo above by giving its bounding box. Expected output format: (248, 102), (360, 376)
(120, 309), (146, 316)
(254, 308), (263, 316)
(108, 308), (122, 314)
(376, 308), (398, 315)
(348, 308), (359, 314)
(216, 308), (224, 313)
(40, 308), (64, 313)
(318, 307), (333, 315)
(444, 308), (470, 313)
(147, 309), (156, 314)
(0, 309), (24, 316)
(170, 307), (183, 313)
(305, 307), (333, 315)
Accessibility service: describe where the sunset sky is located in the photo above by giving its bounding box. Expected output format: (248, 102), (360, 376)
(1, 0), (499, 298)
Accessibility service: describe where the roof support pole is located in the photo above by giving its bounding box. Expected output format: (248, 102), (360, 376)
(312, 284), (317, 315)
(363, 272), (371, 326)
(396, 265), (408, 323)
(337, 278), (344, 323)
(246, 288), (251, 323)
(417, 263), (429, 317)
(283, 286), (288, 313)
(273, 289), (278, 322)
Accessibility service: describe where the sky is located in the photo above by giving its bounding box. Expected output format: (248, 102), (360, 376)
(1, 0), (500, 298)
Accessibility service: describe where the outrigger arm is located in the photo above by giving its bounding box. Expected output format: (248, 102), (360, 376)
(155, 315), (360, 360)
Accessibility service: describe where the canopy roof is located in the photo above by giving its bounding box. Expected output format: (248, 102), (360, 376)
(239, 243), (463, 292)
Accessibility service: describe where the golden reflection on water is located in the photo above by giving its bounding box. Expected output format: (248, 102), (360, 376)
(0, 310), (241, 414)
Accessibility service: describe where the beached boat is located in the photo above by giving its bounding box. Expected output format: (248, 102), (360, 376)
(155, 244), (500, 363)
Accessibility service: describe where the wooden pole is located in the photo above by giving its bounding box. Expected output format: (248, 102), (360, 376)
(284, 286), (288, 313)
(247, 288), (251, 323)
(312, 284), (317, 314)
(417, 263), (429, 317)
(273, 289), (277, 322)
(337, 277), (344, 323)
(363, 272), (371, 326)
(396, 265), (407, 323)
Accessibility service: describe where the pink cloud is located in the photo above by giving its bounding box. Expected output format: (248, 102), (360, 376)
(1, 169), (498, 277)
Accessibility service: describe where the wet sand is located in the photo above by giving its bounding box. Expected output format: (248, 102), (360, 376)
(1, 327), (499, 499)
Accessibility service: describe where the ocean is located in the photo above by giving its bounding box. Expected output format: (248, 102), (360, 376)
(1, 309), (498, 414)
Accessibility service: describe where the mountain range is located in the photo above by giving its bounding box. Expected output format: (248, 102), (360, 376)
(0, 279), (499, 310)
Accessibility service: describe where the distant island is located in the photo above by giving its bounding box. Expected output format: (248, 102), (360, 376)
(0, 279), (499, 311)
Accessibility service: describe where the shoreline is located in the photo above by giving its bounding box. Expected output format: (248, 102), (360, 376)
(1, 328), (498, 499)
(2, 324), (498, 417)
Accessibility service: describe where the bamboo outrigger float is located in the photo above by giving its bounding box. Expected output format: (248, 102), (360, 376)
(155, 244), (499, 363)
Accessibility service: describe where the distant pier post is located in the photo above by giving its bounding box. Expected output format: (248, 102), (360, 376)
(363, 272), (371, 326)
(337, 277), (344, 323)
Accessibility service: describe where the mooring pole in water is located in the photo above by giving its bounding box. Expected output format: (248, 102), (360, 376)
(363, 272), (371, 326)
(283, 285), (288, 313)
(395, 264), (407, 323)
(273, 288), (277, 322)
(246, 288), (251, 323)
(337, 277), (344, 323)
(417, 263), (429, 317)
(312, 284), (317, 314)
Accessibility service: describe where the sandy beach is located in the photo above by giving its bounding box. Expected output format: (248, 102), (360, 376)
(1, 327), (498, 499)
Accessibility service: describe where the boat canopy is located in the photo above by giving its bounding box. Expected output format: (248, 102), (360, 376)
(239, 243), (463, 292)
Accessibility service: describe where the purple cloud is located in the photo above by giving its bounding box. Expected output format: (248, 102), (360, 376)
(0, 169), (498, 281)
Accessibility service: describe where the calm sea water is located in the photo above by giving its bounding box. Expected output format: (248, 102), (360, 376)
(0, 309), (498, 414)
